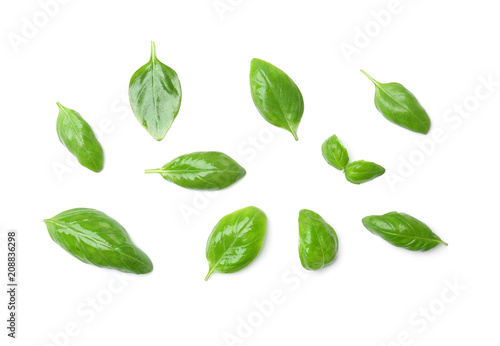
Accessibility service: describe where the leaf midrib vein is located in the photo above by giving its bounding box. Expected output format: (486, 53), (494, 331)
(260, 71), (296, 136)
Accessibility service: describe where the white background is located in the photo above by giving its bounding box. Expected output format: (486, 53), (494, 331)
(1, 0), (499, 345)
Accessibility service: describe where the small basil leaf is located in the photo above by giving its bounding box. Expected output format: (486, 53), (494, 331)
(205, 206), (267, 280)
(298, 209), (339, 271)
(362, 212), (448, 251)
(129, 41), (182, 141)
(145, 151), (246, 190)
(322, 134), (349, 170)
(361, 70), (431, 134)
(56, 102), (104, 173)
(44, 208), (153, 274)
(344, 160), (385, 184)
(250, 58), (304, 140)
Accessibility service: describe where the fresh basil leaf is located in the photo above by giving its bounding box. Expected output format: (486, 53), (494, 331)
(362, 212), (448, 251)
(344, 160), (385, 184)
(145, 151), (246, 190)
(205, 206), (267, 280)
(44, 208), (153, 274)
(250, 58), (304, 140)
(322, 134), (349, 170)
(129, 41), (182, 141)
(299, 209), (339, 271)
(56, 102), (104, 173)
(361, 70), (431, 134)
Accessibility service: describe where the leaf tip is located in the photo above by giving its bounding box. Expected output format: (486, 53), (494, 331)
(88, 161), (104, 173)
(43, 218), (54, 227)
(250, 57), (261, 65)
(140, 262), (154, 274)
(250, 58), (268, 71)
(151, 130), (166, 141)
(421, 125), (431, 135)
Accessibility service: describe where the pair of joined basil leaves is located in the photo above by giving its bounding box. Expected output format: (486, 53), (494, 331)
(322, 134), (386, 184)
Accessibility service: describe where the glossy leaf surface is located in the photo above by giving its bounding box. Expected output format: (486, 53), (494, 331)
(344, 160), (385, 184)
(129, 41), (182, 141)
(145, 151), (246, 190)
(205, 206), (266, 280)
(250, 58), (304, 140)
(362, 212), (448, 251)
(361, 70), (431, 134)
(322, 134), (349, 170)
(298, 209), (339, 271)
(44, 208), (153, 274)
(56, 102), (104, 172)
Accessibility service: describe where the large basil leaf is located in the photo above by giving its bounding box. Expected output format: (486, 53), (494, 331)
(344, 160), (385, 184)
(322, 134), (349, 170)
(250, 58), (304, 140)
(129, 41), (182, 141)
(362, 212), (448, 251)
(56, 102), (104, 173)
(44, 208), (153, 274)
(205, 206), (266, 280)
(298, 209), (339, 271)
(145, 151), (246, 190)
(361, 70), (431, 134)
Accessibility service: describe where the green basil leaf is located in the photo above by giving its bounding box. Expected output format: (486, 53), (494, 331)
(344, 160), (385, 184)
(44, 208), (153, 274)
(361, 70), (431, 134)
(362, 212), (448, 251)
(129, 41), (182, 141)
(298, 209), (339, 271)
(56, 102), (104, 173)
(322, 134), (349, 170)
(145, 151), (246, 190)
(205, 206), (266, 280)
(250, 58), (304, 140)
